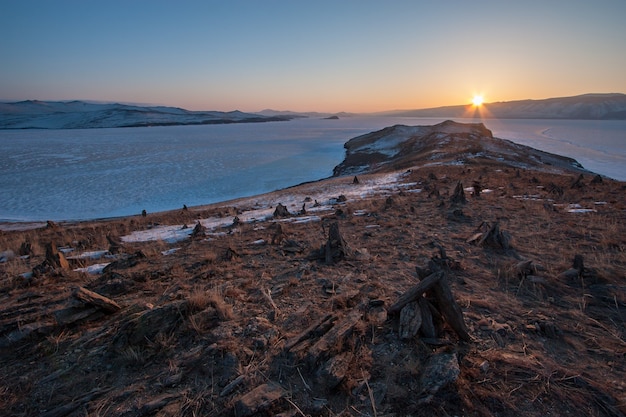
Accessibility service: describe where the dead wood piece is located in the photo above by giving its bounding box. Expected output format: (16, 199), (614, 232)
(220, 374), (246, 397)
(54, 306), (102, 326)
(307, 310), (362, 366)
(139, 394), (179, 415)
(73, 286), (121, 313)
(45, 242), (69, 270)
(103, 251), (146, 272)
(317, 351), (354, 390)
(418, 297), (437, 339)
(571, 173), (585, 189)
(285, 314), (337, 351)
(106, 235), (123, 254)
(388, 272), (443, 315)
(323, 221), (353, 264)
(399, 301), (422, 340)
(430, 277), (471, 342)
(234, 382), (285, 417)
(273, 203), (290, 218)
(515, 259), (535, 277)
(191, 221), (206, 238)
(477, 222), (511, 250)
(450, 181), (467, 205)
(271, 223), (285, 245)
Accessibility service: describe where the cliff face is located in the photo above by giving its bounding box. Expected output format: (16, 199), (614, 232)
(333, 120), (588, 176)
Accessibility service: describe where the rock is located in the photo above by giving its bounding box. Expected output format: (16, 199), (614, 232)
(234, 382), (285, 417)
(417, 351), (460, 403)
(0, 250), (15, 263)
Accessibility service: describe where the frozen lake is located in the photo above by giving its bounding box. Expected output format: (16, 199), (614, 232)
(1, 117), (625, 221)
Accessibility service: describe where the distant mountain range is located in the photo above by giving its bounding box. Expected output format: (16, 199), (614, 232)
(380, 93), (626, 120)
(1, 93), (625, 129)
(0, 100), (291, 129)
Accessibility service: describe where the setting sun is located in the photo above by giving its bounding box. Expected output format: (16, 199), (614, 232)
(472, 95), (484, 106)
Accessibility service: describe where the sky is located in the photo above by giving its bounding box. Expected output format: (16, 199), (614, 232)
(1, 0), (625, 113)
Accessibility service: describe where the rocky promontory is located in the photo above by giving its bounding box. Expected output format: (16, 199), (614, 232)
(334, 120), (589, 176)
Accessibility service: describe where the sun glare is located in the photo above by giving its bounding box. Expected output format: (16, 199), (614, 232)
(472, 95), (484, 106)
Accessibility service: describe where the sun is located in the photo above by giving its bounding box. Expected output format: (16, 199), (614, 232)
(472, 95), (484, 106)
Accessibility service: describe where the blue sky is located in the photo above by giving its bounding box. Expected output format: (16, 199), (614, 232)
(2, 0), (625, 112)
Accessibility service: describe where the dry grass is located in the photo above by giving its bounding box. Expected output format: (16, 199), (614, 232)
(0, 163), (624, 417)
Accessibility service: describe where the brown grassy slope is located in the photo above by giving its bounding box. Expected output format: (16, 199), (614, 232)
(0, 163), (625, 415)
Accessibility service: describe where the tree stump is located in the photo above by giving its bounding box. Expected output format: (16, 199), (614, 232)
(450, 181), (467, 205)
(45, 242), (69, 270)
(323, 221), (353, 264)
(477, 222), (511, 250)
(191, 222), (206, 238)
(273, 203), (290, 218)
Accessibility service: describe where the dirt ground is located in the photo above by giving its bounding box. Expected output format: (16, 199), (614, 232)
(1, 159), (625, 416)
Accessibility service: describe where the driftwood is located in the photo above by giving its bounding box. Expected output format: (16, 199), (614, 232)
(72, 286), (121, 313)
(387, 272), (442, 315)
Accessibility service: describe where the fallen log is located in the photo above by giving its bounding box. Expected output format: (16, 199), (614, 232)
(387, 272), (443, 315)
(285, 314), (337, 351)
(72, 286), (121, 313)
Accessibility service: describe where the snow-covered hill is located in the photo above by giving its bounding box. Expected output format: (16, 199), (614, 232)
(384, 93), (626, 120)
(0, 100), (290, 129)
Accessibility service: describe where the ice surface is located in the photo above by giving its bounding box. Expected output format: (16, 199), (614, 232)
(1, 117), (624, 222)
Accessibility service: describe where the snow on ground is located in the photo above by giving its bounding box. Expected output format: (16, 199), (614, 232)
(121, 171), (415, 244)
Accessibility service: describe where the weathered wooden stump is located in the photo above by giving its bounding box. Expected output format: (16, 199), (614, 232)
(450, 181), (467, 205)
(45, 242), (69, 270)
(273, 203), (290, 218)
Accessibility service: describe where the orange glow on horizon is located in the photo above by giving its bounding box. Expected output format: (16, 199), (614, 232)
(472, 95), (484, 106)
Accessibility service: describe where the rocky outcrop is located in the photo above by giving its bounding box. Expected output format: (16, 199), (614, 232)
(333, 120), (591, 176)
